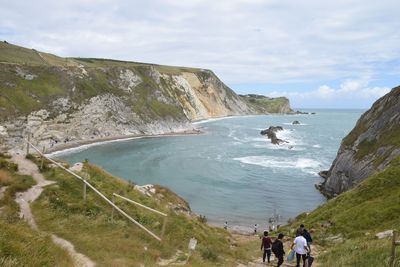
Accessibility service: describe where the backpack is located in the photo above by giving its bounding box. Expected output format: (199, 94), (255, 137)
(271, 239), (281, 255)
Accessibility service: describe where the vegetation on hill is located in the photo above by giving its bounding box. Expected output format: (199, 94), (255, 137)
(0, 42), (290, 125)
(341, 86), (400, 162)
(280, 156), (400, 266)
(0, 153), (74, 266)
(239, 94), (291, 113)
(27, 157), (256, 266)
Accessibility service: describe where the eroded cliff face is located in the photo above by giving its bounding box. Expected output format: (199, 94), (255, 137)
(317, 86), (400, 198)
(0, 42), (290, 152)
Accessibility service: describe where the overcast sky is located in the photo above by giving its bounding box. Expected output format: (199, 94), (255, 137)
(1, 0), (399, 108)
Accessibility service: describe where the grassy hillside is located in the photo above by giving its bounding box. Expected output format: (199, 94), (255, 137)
(239, 94), (291, 113)
(0, 42), (291, 126)
(280, 156), (400, 266)
(0, 154), (74, 266)
(28, 158), (256, 266)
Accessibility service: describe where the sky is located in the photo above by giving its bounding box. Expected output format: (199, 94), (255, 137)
(1, 0), (399, 108)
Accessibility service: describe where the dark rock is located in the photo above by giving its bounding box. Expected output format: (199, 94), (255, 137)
(318, 86), (400, 198)
(288, 110), (309, 115)
(292, 120), (300, 125)
(318, 170), (329, 179)
(260, 126), (287, 145)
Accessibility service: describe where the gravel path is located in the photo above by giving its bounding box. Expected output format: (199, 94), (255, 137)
(11, 152), (96, 267)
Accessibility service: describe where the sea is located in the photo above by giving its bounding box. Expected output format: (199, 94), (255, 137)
(54, 109), (364, 232)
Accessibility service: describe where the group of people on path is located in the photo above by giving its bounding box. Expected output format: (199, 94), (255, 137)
(260, 224), (313, 267)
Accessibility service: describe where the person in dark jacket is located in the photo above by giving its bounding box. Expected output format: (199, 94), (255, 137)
(272, 233), (285, 267)
(303, 228), (313, 252)
(261, 231), (272, 263)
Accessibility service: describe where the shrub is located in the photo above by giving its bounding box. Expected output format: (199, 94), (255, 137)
(200, 247), (218, 262)
(0, 159), (18, 172)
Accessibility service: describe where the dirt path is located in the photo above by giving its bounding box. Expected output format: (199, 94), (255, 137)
(11, 152), (96, 267)
(0, 185), (8, 199)
(233, 233), (321, 267)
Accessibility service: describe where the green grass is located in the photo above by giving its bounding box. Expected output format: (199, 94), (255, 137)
(0, 42), (46, 65)
(31, 160), (256, 266)
(354, 124), (400, 160)
(240, 95), (291, 113)
(0, 155), (74, 266)
(279, 156), (400, 266)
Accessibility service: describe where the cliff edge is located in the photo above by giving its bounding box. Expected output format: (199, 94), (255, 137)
(0, 41), (291, 151)
(317, 86), (400, 198)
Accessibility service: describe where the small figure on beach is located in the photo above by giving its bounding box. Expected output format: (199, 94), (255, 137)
(272, 233), (285, 267)
(260, 231), (272, 264)
(254, 223), (258, 234)
(224, 221), (228, 230)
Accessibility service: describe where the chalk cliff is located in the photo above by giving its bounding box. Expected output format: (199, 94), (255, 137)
(0, 42), (291, 151)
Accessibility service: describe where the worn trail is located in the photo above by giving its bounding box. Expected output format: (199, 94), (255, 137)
(11, 152), (96, 267)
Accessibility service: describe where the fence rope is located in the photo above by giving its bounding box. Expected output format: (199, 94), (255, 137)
(28, 142), (164, 241)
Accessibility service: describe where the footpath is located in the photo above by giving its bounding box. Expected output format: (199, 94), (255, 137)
(234, 233), (321, 267)
(11, 152), (96, 267)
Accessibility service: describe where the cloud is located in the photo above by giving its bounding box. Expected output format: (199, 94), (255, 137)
(0, 0), (398, 108)
(265, 78), (390, 108)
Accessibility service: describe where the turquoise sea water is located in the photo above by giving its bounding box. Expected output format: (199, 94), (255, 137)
(57, 109), (363, 231)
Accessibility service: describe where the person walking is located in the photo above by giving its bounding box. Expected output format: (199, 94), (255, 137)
(272, 233), (285, 267)
(291, 230), (309, 267)
(254, 224), (258, 234)
(261, 231), (272, 264)
(302, 227), (313, 253)
(296, 224), (305, 237)
(224, 221), (228, 230)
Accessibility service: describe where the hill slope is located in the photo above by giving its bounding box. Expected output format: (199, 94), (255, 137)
(0, 41), (291, 152)
(283, 156), (400, 266)
(278, 86), (400, 266)
(317, 86), (400, 197)
(0, 152), (258, 266)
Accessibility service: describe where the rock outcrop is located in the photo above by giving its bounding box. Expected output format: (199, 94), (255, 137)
(0, 42), (292, 152)
(260, 126), (287, 145)
(317, 86), (400, 198)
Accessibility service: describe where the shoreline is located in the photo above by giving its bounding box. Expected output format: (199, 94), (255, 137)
(45, 129), (204, 157)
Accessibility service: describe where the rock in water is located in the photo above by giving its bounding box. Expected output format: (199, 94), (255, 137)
(292, 120), (300, 125)
(260, 126), (287, 145)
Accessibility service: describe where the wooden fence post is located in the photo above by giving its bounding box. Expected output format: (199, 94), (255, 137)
(390, 230), (399, 267)
(40, 146), (45, 170)
(26, 134), (30, 155)
(161, 216), (168, 239)
(111, 194), (115, 223)
(83, 175), (87, 201)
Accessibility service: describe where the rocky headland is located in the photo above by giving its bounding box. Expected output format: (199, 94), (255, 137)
(317, 86), (400, 198)
(0, 42), (292, 153)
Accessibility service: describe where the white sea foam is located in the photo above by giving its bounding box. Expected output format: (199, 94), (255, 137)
(233, 156), (322, 174)
(313, 144), (321, 148)
(283, 122), (309, 126)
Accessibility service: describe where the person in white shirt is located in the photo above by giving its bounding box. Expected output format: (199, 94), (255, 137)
(290, 230), (309, 267)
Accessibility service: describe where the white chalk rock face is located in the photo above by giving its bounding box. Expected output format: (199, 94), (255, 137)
(134, 184), (156, 196)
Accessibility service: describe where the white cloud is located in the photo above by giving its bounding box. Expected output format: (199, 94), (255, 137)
(264, 78), (390, 108)
(0, 0), (398, 107)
